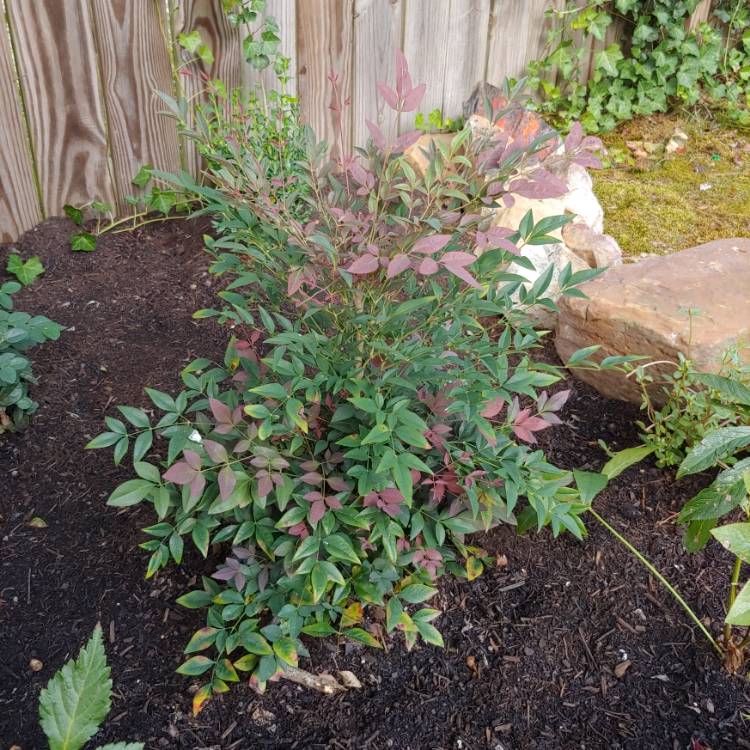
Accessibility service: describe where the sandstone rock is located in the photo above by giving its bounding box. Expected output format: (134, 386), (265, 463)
(509, 242), (590, 329)
(555, 238), (750, 403)
(403, 133), (455, 176)
(560, 163), (603, 233)
(562, 221), (622, 268)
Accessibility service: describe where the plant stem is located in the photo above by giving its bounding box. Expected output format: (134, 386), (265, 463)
(588, 508), (721, 655)
(724, 555), (743, 646)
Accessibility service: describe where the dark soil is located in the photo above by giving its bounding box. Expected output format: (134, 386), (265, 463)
(1, 217), (748, 750)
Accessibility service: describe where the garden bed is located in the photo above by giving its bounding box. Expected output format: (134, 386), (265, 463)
(1, 217), (749, 749)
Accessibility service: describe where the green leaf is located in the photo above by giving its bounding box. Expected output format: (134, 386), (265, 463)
(242, 632), (273, 656)
(678, 427), (750, 477)
(7, 254), (45, 286)
(399, 584), (438, 604)
(176, 590), (213, 609)
(726, 580), (750, 626)
(416, 621), (444, 647)
(184, 627), (219, 654)
(63, 204), (84, 226)
(692, 372), (750, 407)
(595, 43), (624, 76)
(39, 624), (112, 750)
(711, 523), (750, 564)
(573, 470), (609, 503)
(117, 406), (150, 429)
(273, 636), (298, 666)
(71, 232), (97, 253)
(97, 743), (145, 750)
(107, 479), (153, 508)
(344, 627), (382, 649)
(176, 655), (214, 676)
(85, 432), (122, 449)
(601, 445), (655, 480)
(132, 163), (154, 189)
(323, 534), (361, 565)
(250, 383), (287, 400)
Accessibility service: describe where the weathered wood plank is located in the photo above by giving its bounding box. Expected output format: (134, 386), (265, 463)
(402, 0), (490, 122)
(688, 0), (713, 30)
(241, 0), (298, 94)
(296, 0), (354, 153)
(0, 9), (40, 241)
(91, 0), (180, 211)
(352, 0), (403, 146)
(7, 0), (115, 216)
(486, 0), (551, 88)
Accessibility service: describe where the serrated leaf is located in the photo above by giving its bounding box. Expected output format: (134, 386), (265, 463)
(711, 523), (750, 564)
(39, 624), (112, 750)
(678, 427), (750, 477)
(726, 580), (750, 626)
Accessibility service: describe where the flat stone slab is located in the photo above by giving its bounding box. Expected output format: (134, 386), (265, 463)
(555, 238), (750, 402)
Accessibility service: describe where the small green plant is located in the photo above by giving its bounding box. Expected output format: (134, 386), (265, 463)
(90, 52), (608, 713)
(678, 425), (750, 670)
(37, 624), (143, 750)
(415, 108), (463, 133)
(6, 253), (45, 286)
(636, 348), (750, 467)
(0, 281), (61, 433)
(527, 0), (750, 132)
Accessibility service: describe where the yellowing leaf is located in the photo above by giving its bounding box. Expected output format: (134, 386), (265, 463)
(466, 556), (484, 581)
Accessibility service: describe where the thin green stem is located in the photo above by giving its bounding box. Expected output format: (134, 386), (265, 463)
(725, 555), (743, 645)
(588, 508), (721, 655)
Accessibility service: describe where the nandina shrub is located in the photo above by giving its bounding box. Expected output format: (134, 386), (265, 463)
(91, 53), (603, 712)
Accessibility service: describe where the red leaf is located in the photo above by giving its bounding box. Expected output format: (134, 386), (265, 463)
(326, 495), (343, 510)
(401, 83), (426, 112)
(418, 257), (439, 275)
(184, 450), (202, 470)
(327, 476), (350, 492)
(376, 82), (399, 110)
(209, 398), (232, 425)
(413, 234), (451, 254)
(301, 471), (323, 485)
(366, 120), (387, 149)
(189, 472), (206, 500)
(512, 424), (536, 443)
(386, 254), (411, 278)
(546, 389), (571, 411)
(347, 254), (379, 275)
(163, 462), (197, 485)
(508, 169), (568, 199)
(257, 474), (273, 499)
(394, 129), (421, 151)
(443, 263), (482, 289)
(395, 49), (412, 97)
(218, 465), (236, 500)
(481, 397), (505, 418)
(441, 251), (476, 268)
(380, 488), (404, 503)
(304, 491), (324, 502)
(310, 499), (327, 524)
(287, 267), (304, 296)
(203, 440), (227, 464)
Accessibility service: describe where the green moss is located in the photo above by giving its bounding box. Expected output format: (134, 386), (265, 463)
(592, 114), (750, 256)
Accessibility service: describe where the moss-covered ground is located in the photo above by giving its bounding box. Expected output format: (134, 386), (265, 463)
(593, 113), (750, 257)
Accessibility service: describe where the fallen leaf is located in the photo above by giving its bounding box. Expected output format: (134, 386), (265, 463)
(27, 516), (47, 529)
(338, 670), (362, 689)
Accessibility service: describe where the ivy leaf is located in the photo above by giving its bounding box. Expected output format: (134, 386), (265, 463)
(71, 232), (97, 253)
(7, 254), (45, 286)
(594, 44), (624, 77)
(39, 624), (112, 750)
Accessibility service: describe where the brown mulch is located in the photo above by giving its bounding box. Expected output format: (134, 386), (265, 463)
(1, 217), (748, 750)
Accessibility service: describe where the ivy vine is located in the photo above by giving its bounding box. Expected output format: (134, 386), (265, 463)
(527, 0), (750, 132)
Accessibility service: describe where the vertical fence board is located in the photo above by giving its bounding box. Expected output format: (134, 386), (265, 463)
(442, 0), (491, 116)
(352, 0), (403, 146)
(242, 0), (298, 94)
(296, 0), (354, 153)
(0, 6), (40, 241)
(7, 0), (115, 216)
(689, 0), (713, 30)
(173, 0), (243, 175)
(91, 0), (180, 210)
(402, 0), (451, 116)
(486, 0), (551, 87)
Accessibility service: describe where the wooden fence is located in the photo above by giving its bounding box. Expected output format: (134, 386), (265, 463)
(0, 0), (714, 243)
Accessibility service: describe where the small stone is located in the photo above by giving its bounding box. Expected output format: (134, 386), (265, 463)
(665, 128), (688, 154)
(338, 670), (362, 689)
(29, 659), (43, 672)
(562, 222), (622, 268)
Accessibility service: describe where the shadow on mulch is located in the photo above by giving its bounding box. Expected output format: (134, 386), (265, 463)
(0, 217), (748, 750)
